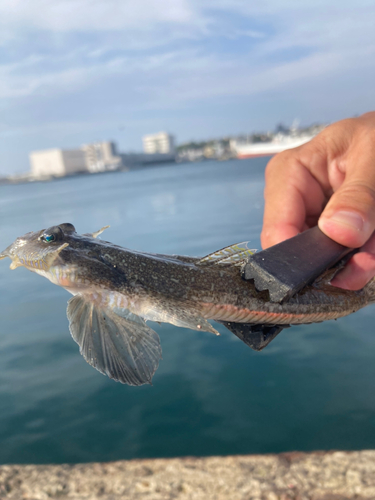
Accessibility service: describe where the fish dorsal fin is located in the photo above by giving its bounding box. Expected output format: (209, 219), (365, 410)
(85, 225), (110, 239)
(197, 242), (256, 266)
(67, 295), (162, 386)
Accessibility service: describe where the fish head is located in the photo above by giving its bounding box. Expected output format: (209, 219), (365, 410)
(0, 223), (77, 272)
(0, 222), (111, 289)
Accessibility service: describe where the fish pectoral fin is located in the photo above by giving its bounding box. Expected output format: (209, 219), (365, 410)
(197, 242), (257, 267)
(67, 295), (162, 386)
(219, 321), (289, 351)
(44, 243), (69, 267)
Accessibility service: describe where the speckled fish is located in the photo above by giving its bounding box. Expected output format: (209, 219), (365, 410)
(1, 223), (374, 386)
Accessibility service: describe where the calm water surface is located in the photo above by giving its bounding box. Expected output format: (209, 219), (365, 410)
(0, 158), (374, 464)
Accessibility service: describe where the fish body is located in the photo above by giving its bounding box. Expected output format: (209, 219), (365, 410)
(1, 223), (373, 386)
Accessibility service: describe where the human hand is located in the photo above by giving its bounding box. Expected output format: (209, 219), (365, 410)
(261, 111), (375, 290)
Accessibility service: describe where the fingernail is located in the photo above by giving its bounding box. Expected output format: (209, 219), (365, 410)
(321, 211), (364, 232)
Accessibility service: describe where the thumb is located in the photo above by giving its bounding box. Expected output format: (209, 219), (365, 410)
(319, 180), (375, 249)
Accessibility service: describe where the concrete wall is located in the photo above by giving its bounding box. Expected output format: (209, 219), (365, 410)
(1, 451), (374, 499)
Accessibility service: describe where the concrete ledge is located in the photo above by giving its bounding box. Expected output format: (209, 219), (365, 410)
(1, 451), (375, 499)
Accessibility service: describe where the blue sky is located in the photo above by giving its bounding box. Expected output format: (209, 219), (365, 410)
(0, 0), (374, 174)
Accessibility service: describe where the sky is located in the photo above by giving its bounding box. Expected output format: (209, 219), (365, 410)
(0, 0), (374, 175)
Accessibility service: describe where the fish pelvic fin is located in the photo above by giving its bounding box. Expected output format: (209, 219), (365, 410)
(67, 294), (162, 386)
(219, 321), (288, 351)
(197, 242), (257, 267)
(136, 303), (219, 336)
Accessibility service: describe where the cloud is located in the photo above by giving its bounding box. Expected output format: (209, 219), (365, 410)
(0, 0), (194, 32)
(0, 0), (374, 173)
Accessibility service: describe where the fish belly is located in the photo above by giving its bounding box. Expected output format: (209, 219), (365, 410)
(200, 302), (354, 325)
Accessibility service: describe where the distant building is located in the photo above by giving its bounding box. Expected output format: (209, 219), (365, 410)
(30, 141), (122, 178)
(81, 142), (122, 173)
(142, 132), (175, 155)
(30, 148), (86, 178)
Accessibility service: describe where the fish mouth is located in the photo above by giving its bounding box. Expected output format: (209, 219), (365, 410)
(0, 244), (12, 260)
(0, 231), (62, 271)
(0, 242), (28, 270)
(0, 242), (69, 271)
(0, 245), (23, 271)
(0, 235), (34, 268)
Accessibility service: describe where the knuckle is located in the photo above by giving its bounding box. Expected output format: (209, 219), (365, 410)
(357, 127), (375, 147)
(264, 150), (297, 181)
(337, 182), (375, 212)
(317, 125), (348, 155)
(318, 113), (375, 151)
(264, 155), (280, 179)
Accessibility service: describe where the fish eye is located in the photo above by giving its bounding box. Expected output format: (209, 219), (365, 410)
(43, 234), (55, 242)
(41, 225), (64, 243)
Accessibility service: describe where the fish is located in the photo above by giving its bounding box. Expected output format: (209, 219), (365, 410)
(1, 223), (374, 386)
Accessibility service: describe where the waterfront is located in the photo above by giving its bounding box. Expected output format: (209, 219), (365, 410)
(0, 158), (375, 465)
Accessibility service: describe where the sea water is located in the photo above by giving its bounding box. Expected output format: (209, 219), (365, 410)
(0, 158), (374, 464)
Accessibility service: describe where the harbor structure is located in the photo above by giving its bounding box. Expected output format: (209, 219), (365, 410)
(120, 151), (176, 168)
(142, 132), (175, 155)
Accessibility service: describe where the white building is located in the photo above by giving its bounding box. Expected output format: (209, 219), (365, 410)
(81, 142), (122, 173)
(142, 132), (175, 155)
(30, 148), (86, 178)
(30, 141), (122, 178)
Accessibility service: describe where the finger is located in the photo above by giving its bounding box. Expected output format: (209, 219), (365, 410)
(319, 135), (375, 248)
(330, 232), (375, 290)
(261, 153), (326, 248)
(330, 253), (375, 290)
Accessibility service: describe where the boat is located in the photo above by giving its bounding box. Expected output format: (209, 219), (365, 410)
(233, 135), (315, 159)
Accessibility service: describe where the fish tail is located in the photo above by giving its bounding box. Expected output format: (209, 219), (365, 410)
(364, 277), (375, 303)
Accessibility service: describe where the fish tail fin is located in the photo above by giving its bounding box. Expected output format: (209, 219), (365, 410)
(218, 321), (288, 351)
